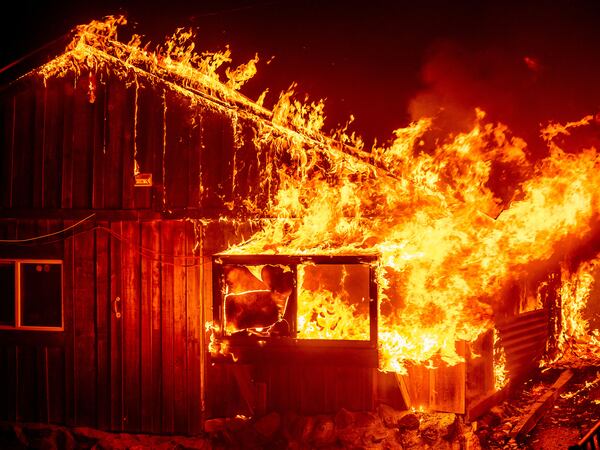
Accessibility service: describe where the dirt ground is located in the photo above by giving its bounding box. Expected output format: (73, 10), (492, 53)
(479, 365), (600, 450)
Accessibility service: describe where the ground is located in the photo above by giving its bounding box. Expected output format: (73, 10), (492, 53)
(477, 365), (600, 449)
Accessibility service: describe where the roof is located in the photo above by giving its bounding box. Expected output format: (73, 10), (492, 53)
(0, 16), (394, 177)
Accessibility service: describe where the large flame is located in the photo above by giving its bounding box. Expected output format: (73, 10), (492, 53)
(232, 110), (600, 372)
(33, 17), (600, 375)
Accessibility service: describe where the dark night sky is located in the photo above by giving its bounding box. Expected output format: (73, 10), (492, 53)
(2, 0), (600, 150)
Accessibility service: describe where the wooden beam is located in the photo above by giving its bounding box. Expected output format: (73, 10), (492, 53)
(510, 369), (574, 441)
(466, 384), (511, 422)
(395, 373), (412, 409)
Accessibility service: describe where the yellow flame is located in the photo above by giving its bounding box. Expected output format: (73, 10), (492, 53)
(494, 330), (508, 391)
(545, 258), (600, 366)
(296, 265), (370, 340)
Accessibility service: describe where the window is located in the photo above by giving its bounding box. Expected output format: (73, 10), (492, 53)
(0, 260), (63, 331)
(213, 255), (377, 343)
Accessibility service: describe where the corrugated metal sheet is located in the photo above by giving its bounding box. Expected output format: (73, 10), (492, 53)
(496, 309), (549, 381)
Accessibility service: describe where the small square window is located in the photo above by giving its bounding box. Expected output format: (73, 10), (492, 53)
(20, 263), (62, 328)
(0, 259), (62, 331)
(0, 262), (15, 326)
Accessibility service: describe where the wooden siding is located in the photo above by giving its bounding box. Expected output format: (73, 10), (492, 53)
(0, 219), (204, 434)
(0, 74), (276, 216)
(398, 341), (467, 414)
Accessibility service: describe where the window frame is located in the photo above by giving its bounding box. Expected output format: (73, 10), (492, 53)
(211, 253), (379, 367)
(0, 258), (64, 332)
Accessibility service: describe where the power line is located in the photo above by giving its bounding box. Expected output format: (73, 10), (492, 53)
(0, 213), (96, 243)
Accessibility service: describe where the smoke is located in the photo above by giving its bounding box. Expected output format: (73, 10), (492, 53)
(408, 34), (600, 159)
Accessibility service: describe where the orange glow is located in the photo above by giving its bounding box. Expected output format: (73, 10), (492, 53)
(494, 330), (508, 391)
(544, 258), (600, 366)
(35, 17), (600, 375)
(296, 264), (371, 340)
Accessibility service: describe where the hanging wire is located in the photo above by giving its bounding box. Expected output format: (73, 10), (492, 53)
(0, 219), (207, 267)
(0, 213), (96, 243)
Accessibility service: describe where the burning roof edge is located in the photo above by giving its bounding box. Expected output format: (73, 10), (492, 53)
(0, 22), (415, 190)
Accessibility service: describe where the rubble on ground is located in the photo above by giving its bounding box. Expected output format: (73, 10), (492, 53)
(0, 405), (481, 449)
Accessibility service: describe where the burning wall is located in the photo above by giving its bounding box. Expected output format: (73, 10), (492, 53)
(25, 16), (600, 379)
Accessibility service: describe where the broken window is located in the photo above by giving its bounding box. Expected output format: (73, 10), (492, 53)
(213, 255), (377, 344)
(297, 263), (371, 341)
(222, 264), (294, 336)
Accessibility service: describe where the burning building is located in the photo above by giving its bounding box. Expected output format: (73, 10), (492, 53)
(0, 16), (599, 441)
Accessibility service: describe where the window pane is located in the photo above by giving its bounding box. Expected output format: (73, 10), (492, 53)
(20, 263), (62, 328)
(222, 264), (293, 336)
(297, 264), (370, 340)
(0, 263), (15, 326)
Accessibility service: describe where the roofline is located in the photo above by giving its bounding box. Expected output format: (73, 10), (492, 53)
(0, 28), (413, 192)
(0, 33), (75, 86)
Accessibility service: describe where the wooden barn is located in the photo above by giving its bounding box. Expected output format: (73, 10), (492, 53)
(0, 18), (552, 435)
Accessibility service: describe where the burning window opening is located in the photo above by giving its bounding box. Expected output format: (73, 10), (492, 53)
(211, 255), (378, 364)
(223, 263), (295, 336)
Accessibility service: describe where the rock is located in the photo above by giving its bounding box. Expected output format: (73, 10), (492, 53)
(227, 416), (250, 432)
(254, 412), (281, 439)
(235, 427), (262, 450)
(22, 424), (52, 448)
(52, 428), (77, 450)
(399, 429), (423, 449)
(0, 422), (26, 448)
(419, 412), (457, 440)
(421, 424), (439, 445)
(311, 416), (336, 447)
(354, 411), (381, 428)
(287, 415), (314, 443)
(479, 406), (503, 428)
(204, 418), (227, 434)
(397, 412), (420, 430)
(337, 428), (363, 448)
(364, 425), (393, 444)
(490, 430), (507, 443)
(462, 430), (483, 450)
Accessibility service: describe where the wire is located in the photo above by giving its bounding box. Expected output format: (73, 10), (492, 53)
(0, 221), (207, 267)
(0, 213), (96, 243)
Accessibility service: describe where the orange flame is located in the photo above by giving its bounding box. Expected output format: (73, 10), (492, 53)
(545, 258), (600, 366)
(494, 330), (508, 390)
(33, 16), (600, 374)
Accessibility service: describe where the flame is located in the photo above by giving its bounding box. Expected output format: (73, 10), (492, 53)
(296, 264), (370, 340)
(545, 258), (600, 366)
(232, 113), (600, 373)
(494, 330), (508, 391)
(30, 17), (600, 375)
(206, 321), (238, 362)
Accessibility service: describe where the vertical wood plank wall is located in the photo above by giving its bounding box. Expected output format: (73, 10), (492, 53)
(0, 61), (485, 431)
(0, 219), (204, 434)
